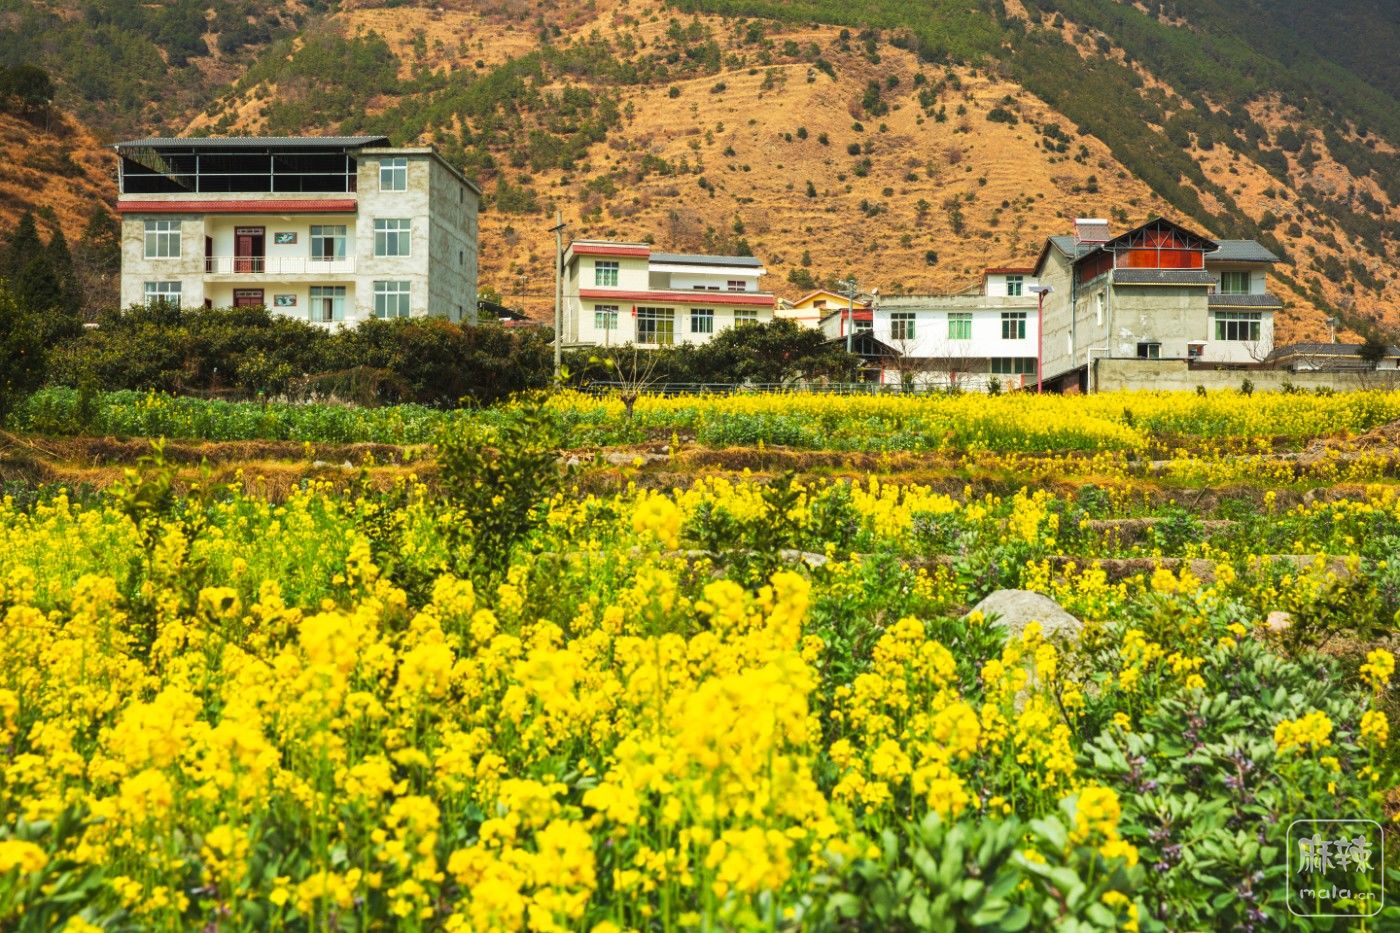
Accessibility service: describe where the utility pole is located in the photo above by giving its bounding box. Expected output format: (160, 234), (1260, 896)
(841, 277), (858, 354)
(549, 212), (567, 381)
(1030, 284), (1053, 393)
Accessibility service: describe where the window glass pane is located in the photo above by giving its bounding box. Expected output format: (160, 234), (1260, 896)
(595, 261), (619, 286)
(1214, 311), (1261, 341)
(890, 312), (915, 341)
(594, 305), (619, 330)
(374, 281), (411, 319)
(948, 313), (971, 340)
(1220, 270), (1250, 294)
(691, 309), (714, 333)
(1000, 312), (1026, 340)
(1005, 275), (1023, 297)
(734, 309), (758, 325)
(374, 219), (410, 257)
(636, 307), (674, 345)
(144, 219), (181, 258)
(144, 281), (182, 307)
(310, 225), (347, 260)
(309, 285), (346, 322)
(379, 158), (407, 191)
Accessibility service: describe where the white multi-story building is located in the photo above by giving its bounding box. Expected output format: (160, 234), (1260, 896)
(115, 136), (480, 324)
(562, 241), (774, 347)
(818, 267), (1042, 387)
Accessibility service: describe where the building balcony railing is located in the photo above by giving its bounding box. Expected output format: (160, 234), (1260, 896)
(204, 256), (356, 275)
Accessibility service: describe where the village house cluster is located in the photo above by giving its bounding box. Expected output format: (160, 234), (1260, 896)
(115, 137), (1398, 392)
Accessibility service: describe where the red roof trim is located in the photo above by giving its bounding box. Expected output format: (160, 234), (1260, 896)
(117, 199), (357, 214)
(580, 287), (775, 307)
(570, 243), (651, 258)
(983, 266), (1035, 276)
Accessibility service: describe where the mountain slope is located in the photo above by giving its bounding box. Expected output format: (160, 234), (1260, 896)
(0, 0), (1395, 345)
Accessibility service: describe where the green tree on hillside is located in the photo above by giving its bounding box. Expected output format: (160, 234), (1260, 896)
(0, 283), (46, 426)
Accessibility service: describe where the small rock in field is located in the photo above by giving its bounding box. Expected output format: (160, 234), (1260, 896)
(965, 589), (1083, 643)
(1266, 611), (1293, 634)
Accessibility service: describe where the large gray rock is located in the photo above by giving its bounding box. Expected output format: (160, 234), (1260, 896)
(965, 589), (1082, 643)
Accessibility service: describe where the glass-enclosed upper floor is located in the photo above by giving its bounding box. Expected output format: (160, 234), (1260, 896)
(116, 136), (390, 195)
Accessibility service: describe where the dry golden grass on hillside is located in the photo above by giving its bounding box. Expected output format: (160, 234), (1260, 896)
(3, 0), (1390, 345)
(0, 111), (114, 238)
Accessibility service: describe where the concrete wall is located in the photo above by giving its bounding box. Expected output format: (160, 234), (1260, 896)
(425, 155), (478, 323)
(1037, 251), (1078, 378)
(120, 214), (207, 308)
(1108, 284), (1209, 360)
(984, 272), (1038, 297)
(354, 155), (430, 320)
(573, 300), (772, 347)
(871, 306), (1037, 361)
(1093, 358), (1400, 393)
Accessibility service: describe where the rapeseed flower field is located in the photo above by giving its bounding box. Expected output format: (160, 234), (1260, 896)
(1, 389), (1399, 929)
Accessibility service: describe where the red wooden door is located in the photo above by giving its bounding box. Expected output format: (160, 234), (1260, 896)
(234, 227), (264, 273)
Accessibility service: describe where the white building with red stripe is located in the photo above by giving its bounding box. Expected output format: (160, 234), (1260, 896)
(562, 241), (774, 347)
(115, 136), (479, 324)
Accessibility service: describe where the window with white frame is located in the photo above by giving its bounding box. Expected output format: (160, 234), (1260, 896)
(1219, 270), (1251, 295)
(636, 307), (674, 345)
(309, 286), (347, 323)
(727, 280), (748, 292)
(855, 317), (873, 333)
(143, 281), (182, 306)
(374, 280), (411, 319)
(310, 225), (346, 261)
(734, 308), (759, 326)
(890, 311), (916, 341)
(594, 305), (619, 330)
(1005, 275), (1024, 297)
(990, 357), (1037, 375)
(143, 220), (181, 258)
(594, 261), (619, 287)
(379, 157), (407, 192)
(1214, 311), (1261, 341)
(1136, 342), (1161, 360)
(373, 219), (411, 257)
(1000, 311), (1026, 340)
(947, 312), (972, 340)
(691, 308), (714, 334)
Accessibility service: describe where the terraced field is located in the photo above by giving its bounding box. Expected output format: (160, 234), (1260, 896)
(1, 389), (1398, 929)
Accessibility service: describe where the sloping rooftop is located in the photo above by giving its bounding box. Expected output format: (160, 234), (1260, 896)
(1211, 240), (1280, 262)
(650, 251), (764, 268)
(116, 136), (390, 150)
(1046, 235), (1097, 260)
(1269, 343), (1400, 358)
(1207, 293), (1283, 308)
(1113, 269), (1219, 285)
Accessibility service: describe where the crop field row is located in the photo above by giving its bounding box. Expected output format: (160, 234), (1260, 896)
(0, 391), (1398, 929)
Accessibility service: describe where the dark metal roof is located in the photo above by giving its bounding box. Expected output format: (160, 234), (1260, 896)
(1269, 342), (1400, 358)
(1210, 240), (1280, 262)
(115, 136), (390, 150)
(650, 251), (764, 268)
(1113, 269), (1218, 285)
(1047, 235), (1097, 260)
(1208, 293), (1283, 308)
(826, 331), (899, 358)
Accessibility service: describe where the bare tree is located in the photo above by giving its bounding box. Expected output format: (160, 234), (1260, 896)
(591, 346), (662, 419)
